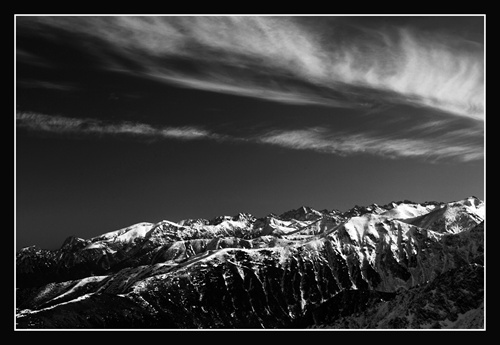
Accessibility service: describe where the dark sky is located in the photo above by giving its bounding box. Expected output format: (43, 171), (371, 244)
(15, 16), (484, 250)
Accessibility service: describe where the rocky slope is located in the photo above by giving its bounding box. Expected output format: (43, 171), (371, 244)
(311, 259), (484, 329)
(15, 197), (485, 329)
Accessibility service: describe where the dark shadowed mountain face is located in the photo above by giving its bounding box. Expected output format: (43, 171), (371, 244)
(16, 197), (484, 329)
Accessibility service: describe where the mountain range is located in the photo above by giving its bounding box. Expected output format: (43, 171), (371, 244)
(15, 196), (485, 329)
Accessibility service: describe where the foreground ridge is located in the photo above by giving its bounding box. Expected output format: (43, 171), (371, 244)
(16, 197), (485, 329)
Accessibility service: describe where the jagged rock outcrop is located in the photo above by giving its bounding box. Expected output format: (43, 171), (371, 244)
(16, 197), (485, 329)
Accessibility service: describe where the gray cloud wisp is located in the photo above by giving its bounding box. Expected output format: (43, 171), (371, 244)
(16, 112), (217, 141)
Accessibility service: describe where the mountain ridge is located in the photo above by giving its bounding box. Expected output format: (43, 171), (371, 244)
(16, 196), (484, 329)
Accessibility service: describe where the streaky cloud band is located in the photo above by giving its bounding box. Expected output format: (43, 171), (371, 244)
(258, 127), (484, 163)
(16, 112), (217, 141)
(16, 112), (483, 162)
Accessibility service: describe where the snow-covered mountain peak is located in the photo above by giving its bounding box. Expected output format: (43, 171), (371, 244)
(380, 202), (437, 219)
(342, 203), (387, 218)
(451, 196), (483, 207)
(91, 222), (155, 243)
(404, 197), (484, 234)
(279, 206), (323, 221)
(177, 218), (210, 227)
(60, 235), (89, 250)
(233, 212), (256, 223)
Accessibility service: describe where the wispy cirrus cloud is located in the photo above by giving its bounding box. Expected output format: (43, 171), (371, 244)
(258, 126), (484, 162)
(17, 79), (79, 91)
(16, 112), (483, 162)
(15, 17), (484, 163)
(16, 48), (55, 69)
(17, 16), (484, 120)
(16, 112), (216, 141)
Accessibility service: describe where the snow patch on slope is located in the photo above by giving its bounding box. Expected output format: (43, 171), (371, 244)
(48, 276), (107, 304)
